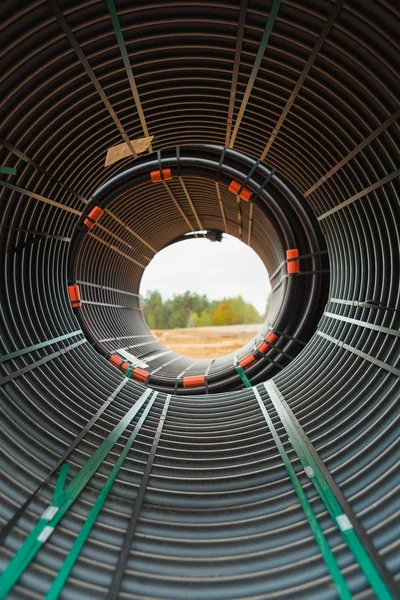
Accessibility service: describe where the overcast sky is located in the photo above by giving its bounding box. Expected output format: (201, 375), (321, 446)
(140, 234), (271, 314)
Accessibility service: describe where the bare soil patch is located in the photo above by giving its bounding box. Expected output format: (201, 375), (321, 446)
(152, 323), (262, 359)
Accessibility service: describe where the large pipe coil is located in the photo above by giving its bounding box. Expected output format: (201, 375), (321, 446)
(0, 1), (399, 599)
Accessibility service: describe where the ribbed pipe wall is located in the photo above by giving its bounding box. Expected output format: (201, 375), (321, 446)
(68, 147), (329, 393)
(0, 1), (399, 599)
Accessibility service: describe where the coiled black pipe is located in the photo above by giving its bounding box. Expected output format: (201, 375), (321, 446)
(0, 1), (399, 599)
(68, 145), (329, 393)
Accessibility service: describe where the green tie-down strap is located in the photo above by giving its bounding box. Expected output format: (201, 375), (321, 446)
(0, 387), (153, 599)
(234, 357), (252, 388)
(124, 364), (135, 378)
(52, 463), (70, 503)
(45, 390), (159, 600)
(264, 380), (395, 600)
(253, 387), (352, 599)
(0, 166), (17, 175)
(0, 330), (83, 364)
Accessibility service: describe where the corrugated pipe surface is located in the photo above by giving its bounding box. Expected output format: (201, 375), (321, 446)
(0, 1), (399, 599)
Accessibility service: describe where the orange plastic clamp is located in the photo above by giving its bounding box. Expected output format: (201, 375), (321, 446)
(68, 284), (81, 308)
(287, 249), (300, 274)
(258, 332), (279, 354)
(239, 354), (256, 368)
(132, 368), (149, 383)
(150, 168), (172, 183)
(228, 180), (252, 201)
(265, 331), (279, 345)
(83, 206), (103, 229)
(183, 375), (206, 388)
(109, 354), (124, 369)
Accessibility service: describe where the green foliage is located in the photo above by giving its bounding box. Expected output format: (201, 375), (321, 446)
(211, 296), (261, 326)
(143, 290), (164, 329)
(212, 300), (234, 326)
(198, 310), (213, 327)
(168, 308), (187, 329)
(142, 290), (263, 329)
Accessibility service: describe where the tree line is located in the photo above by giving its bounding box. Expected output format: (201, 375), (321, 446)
(142, 290), (268, 329)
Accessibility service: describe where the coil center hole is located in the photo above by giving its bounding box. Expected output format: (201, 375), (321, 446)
(139, 233), (271, 359)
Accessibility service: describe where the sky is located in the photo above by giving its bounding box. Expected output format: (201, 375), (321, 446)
(140, 234), (271, 314)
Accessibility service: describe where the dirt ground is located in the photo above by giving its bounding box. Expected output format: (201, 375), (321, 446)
(151, 323), (262, 359)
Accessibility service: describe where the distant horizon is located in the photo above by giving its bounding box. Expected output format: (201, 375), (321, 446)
(141, 288), (264, 308)
(139, 234), (271, 315)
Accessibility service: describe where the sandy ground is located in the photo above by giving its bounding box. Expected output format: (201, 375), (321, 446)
(152, 323), (262, 359)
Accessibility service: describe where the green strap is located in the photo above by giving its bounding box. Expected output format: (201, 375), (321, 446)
(264, 380), (394, 600)
(0, 166), (17, 175)
(0, 387), (153, 599)
(0, 330), (82, 363)
(105, 0), (150, 140)
(229, 0), (281, 147)
(234, 357), (252, 388)
(45, 390), (159, 600)
(52, 464), (70, 503)
(124, 364), (135, 378)
(253, 388), (352, 599)
(105, 0), (131, 68)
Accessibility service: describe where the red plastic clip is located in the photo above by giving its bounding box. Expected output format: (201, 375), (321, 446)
(286, 249), (300, 274)
(109, 354), (122, 368)
(132, 368), (149, 383)
(183, 375), (206, 388)
(266, 331), (279, 345)
(228, 180), (252, 201)
(258, 332), (279, 354)
(150, 168), (172, 183)
(239, 354), (256, 368)
(83, 206), (103, 229)
(68, 284), (81, 308)
(110, 355), (135, 374)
